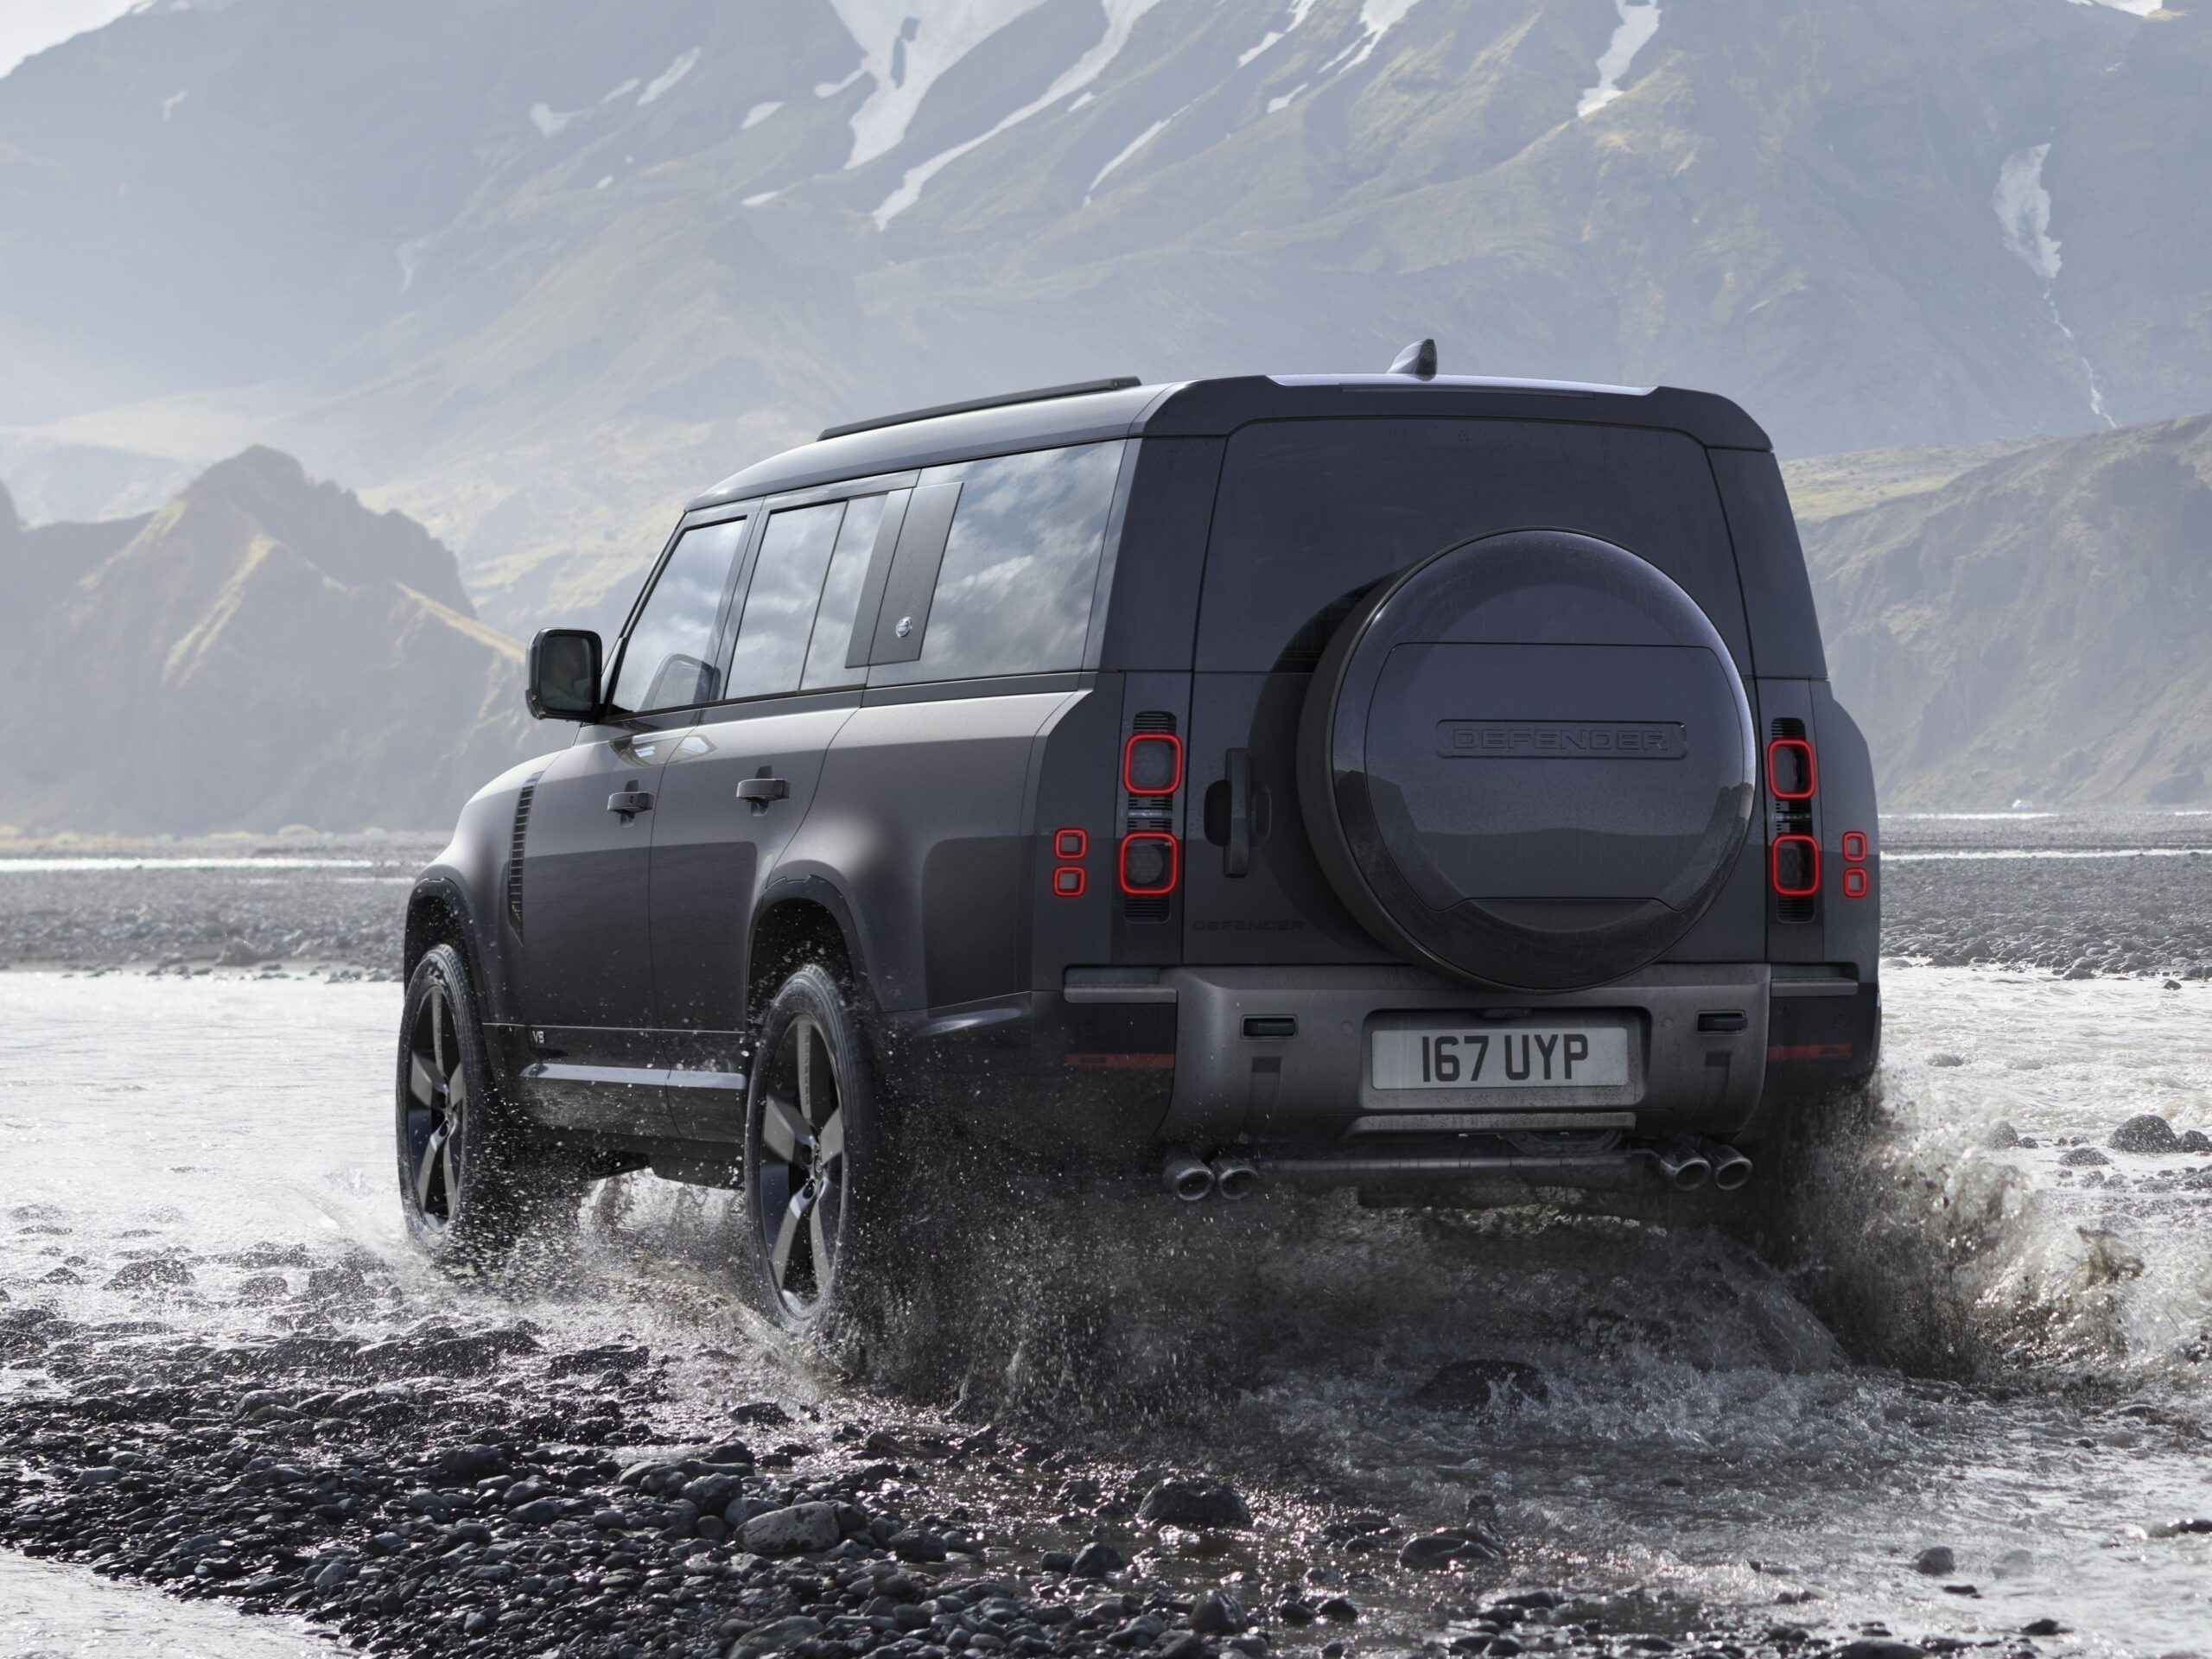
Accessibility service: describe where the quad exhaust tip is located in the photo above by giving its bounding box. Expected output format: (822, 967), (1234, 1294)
(1162, 1147), (1215, 1202)
(1211, 1156), (1258, 1200)
(1702, 1139), (1754, 1192)
(1653, 1139), (1713, 1192)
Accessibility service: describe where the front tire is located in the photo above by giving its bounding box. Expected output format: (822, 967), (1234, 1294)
(739, 964), (893, 1339)
(395, 942), (574, 1266)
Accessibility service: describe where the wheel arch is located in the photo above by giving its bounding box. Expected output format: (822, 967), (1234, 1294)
(405, 874), (498, 1014)
(747, 876), (874, 1025)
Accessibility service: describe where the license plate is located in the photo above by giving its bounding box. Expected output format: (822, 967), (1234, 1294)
(1370, 1026), (1629, 1090)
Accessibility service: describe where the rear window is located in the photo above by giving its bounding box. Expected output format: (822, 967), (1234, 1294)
(1195, 419), (1750, 672)
(871, 441), (1125, 684)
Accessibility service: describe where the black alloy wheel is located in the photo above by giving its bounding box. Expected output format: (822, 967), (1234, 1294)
(752, 1010), (848, 1313)
(401, 971), (470, 1231)
(741, 963), (889, 1334)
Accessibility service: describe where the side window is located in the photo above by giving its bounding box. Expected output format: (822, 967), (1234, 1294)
(609, 517), (747, 713)
(801, 493), (894, 690)
(873, 441), (1124, 683)
(724, 502), (844, 701)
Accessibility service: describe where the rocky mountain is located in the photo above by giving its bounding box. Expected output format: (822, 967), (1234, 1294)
(1, 0), (2205, 638)
(0, 449), (535, 833)
(1799, 412), (2212, 810)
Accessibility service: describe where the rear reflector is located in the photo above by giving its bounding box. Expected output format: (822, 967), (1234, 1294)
(1052, 866), (1085, 897)
(1770, 833), (1820, 897)
(1123, 733), (1184, 795)
(1054, 827), (1088, 859)
(1840, 830), (1867, 862)
(1767, 736), (1816, 799)
(1843, 867), (1868, 899)
(1118, 831), (1179, 895)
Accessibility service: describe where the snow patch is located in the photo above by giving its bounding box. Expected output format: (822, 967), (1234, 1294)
(741, 100), (783, 130)
(160, 88), (187, 119)
(639, 47), (699, 105)
(1267, 83), (1308, 114)
(1238, 32), (1283, 67)
(872, 0), (1166, 228)
(594, 175), (613, 189)
(395, 238), (429, 296)
(815, 67), (866, 97)
(1577, 0), (1660, 118)
(529, 102), (585, 137)
(1069, 91), (1096, 111)
(2069, 0), (2158, 16)
(830, 0), (1052, 169)
(1086, 113), (1173, 200)
(601, 78), (640, 104)
(742, 189), (782, 207)
(1994, 143), (2062, 281)
(1341, 0), (1423, 73)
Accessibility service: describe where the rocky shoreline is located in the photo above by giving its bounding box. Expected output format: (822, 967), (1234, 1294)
(0, 1302), (1897, 1659)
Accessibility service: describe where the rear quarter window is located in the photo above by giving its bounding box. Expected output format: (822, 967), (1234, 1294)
(1196, 419), (1751, 673)
(871, 441), (1126, 684)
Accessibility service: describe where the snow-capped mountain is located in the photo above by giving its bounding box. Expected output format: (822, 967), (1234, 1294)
(0, 0), (2206, 636)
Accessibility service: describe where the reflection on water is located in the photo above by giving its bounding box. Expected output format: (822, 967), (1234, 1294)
(0, 1549), (329, 1656)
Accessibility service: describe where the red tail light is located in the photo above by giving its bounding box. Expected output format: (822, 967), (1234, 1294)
(1766, 737), (1816, 800)
(1118, 831), (1179, 895)
(1771, 834), (1820, 898)
(1123, 733), (1184, 795)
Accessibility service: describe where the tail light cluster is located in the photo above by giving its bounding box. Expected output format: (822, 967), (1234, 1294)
(1767, 721), (1819, 921)
(1764, 719), (1870, 917)
(1121, 714), (1181, 919)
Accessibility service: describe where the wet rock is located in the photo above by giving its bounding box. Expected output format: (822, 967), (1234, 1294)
(2021, 1619), (2067, 1637)
(1400, 1532), (1476, 1569)
(730, 1400), (793, 1426)
(2109, 1113), (2182, 1154)
(1409, 1358), (1549, 1411)
(2058, 1147), (2110, 1166)
(889, 1526), (949, 1562)
(1071, 1541), (1125, 1578)
(1928, 1052), (1967, 1068)
(1912, 1546), (1955, 1576)
(740, 1501), (840, 1556)
(105, 1256), (193, 1290)
(2180, 1129), (2212, 1153)
(1316, 1595), (1360, 1621)
(1837, 1642), (1925, 1659)
(1983, 1120), (2022, 1149)
(2149, 1516), (2212, 1537)
(215, 938), (264, 966)
(1191, 1590), (1247, 1633)
(1138, 1477), (1252, 1529)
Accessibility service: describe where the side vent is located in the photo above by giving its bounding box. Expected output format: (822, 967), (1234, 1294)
(506, 773), (543, 937)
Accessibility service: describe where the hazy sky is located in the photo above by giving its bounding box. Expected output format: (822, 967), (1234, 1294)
(0, 0), (142, 80)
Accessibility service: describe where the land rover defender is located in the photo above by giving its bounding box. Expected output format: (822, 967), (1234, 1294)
(397, 353), (1880, 1331)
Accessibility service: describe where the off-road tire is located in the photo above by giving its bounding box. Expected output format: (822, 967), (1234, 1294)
(395, 943), (582, 1267)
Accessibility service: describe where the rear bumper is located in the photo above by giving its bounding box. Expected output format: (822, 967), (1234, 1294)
(887, 962), (1878, 1169)
(1157, 962), (1784, 1145)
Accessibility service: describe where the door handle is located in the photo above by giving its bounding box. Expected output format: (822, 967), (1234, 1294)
(737, 770), (790, 814)
(1224, 748), (1252, 877)
(606, 788), (654, 820)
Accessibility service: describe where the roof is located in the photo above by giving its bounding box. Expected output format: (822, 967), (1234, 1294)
(686, 373), (1772, 510)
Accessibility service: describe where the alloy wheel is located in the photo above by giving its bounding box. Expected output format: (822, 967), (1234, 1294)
(753, 1015), (847, 1314)
(403, 980), (467, 1228)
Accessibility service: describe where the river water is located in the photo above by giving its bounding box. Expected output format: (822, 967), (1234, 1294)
(1, 961), (2208, 1655)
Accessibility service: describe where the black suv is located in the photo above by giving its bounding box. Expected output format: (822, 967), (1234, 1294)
(397, 359), (1880, 1331)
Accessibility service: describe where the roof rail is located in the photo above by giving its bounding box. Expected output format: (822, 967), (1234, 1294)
(817, 376), (1142, 442)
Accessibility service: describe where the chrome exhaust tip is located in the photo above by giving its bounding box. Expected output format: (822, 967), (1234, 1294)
(1702, 1140), (1753, 1192)
(1653, 1139), (1713, 1192)
(1162, 1147), (1216, 1202)
(1211, 1157), (1258, 1200)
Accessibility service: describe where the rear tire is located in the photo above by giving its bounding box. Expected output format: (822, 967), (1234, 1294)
(738, 964), (899, 1348)
(395, 943), (581, 1267)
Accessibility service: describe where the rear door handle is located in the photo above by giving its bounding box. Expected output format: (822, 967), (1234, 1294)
(737, 771), (790, 814)
(1224, 748), (1253, 877)
(606, 788), (653, 820)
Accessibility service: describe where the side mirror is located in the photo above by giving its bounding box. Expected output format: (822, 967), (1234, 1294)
(526, 628), (603, 721)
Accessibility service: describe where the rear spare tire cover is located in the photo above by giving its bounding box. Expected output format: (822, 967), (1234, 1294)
(1297, 529), (1755, 992)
